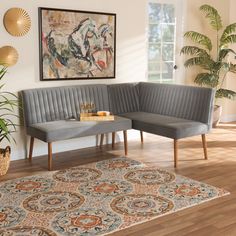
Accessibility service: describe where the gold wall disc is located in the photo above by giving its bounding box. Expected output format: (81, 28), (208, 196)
(0, 46), (19, 66)
(3, 8), (31, 37)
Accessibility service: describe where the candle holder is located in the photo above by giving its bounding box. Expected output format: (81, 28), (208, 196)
(80, 102), (96, 114)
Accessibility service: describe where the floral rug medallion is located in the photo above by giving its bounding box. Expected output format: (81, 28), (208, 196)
(0, 157), (229, 235)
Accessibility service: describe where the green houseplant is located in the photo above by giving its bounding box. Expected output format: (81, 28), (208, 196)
(0, 64), (18, 176)
(180, 4), (236, 126)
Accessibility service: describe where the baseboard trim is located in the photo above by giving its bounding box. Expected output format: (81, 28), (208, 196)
(220, 114), (236, 123)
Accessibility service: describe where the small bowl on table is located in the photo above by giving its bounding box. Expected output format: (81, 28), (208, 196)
(97, 111), (110, 116)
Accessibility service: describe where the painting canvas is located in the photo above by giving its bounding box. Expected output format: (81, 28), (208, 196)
(38, 7), (116, 80)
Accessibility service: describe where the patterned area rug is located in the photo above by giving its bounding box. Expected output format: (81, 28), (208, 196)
(0, 157), (229, 236)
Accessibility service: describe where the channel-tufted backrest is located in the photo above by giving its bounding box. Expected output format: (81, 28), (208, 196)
(22, 82), (215, 127)
(107, 83), (140, 114)
(139, 82), (215, 125)
(22, 84), (109, 126)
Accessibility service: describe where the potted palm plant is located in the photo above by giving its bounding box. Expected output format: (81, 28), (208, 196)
(0, 64), (18, 176)
(181, 4), (236, 127)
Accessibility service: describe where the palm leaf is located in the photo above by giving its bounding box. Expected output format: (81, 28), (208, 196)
(220, 62), (231, 72)
(194, 73), (218, 87)
(4, 119), (17, 131)
(200, 4), (222, 31)
(0, 64), (19, 144)
(0, 113), (19, 119)
(213, 61), (224, 73)
(0, 119), (8, 133)
(0, 131), (16, 144)
(220, 23), (236, 43)
(0, 94), (18, 109)
(219, 48), (236, 61)
(219, 62), (236, 73)
(0, 67), (7, 80)
(180, 46), (210, 57)
(229, 63), (236, 73)
(184, 57), (204, 68)
(0, 134), (11, 143)
(220, 34), (236, 46)
(0, 112), (15, 117)
(0, 94), (18, 102)
(184, 31), (212, 51)
(1, 91), (18, 98)
(216, 88), (236, 99)
(184, 57), (215, 70)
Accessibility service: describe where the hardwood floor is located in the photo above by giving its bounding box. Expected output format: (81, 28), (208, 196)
(1, 123), (236, 236)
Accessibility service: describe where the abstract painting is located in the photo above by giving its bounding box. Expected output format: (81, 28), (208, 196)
(38, 7), (116, 80)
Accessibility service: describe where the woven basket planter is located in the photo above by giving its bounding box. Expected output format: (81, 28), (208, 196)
(0, 146), (11, 176)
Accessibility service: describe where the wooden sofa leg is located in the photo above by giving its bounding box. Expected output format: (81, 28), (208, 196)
(100, 134), (104, 148)
(48, 142), (52, 171)
(29, 137), (34, 161)
(123, 130), (128, 156)
(174, 139), (178, 168)
(140, 131), (144, 144)
(112, 132), (115, 149)
(201, 134), (208, 160)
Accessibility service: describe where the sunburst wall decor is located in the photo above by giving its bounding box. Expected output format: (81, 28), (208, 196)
(0, 46), (19, 66)
(3, 8), (31, 37)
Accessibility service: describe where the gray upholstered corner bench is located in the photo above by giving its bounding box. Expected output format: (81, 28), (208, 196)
(22, 82), (215, 170)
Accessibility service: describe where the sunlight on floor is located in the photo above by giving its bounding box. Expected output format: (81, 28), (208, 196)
(218, 122), (236, 128)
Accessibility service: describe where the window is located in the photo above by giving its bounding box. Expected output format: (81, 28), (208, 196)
(148, 0), (183, 83)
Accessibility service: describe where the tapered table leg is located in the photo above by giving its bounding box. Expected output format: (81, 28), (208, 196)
(201, 134), (208, 160)
(29, 137), (34, 161)
(174, 139), (178, 168)
(48, 142), (52, 171)
(100, 134), (104, 148)
(123, 130), (128, 155)
(112, 132), (115, 149)
(140, 131), (144, 144)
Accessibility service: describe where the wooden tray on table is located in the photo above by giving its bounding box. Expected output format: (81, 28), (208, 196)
(80, 113), (114, 121)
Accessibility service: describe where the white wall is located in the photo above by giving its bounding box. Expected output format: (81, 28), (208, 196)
(222, 0), (236, 122)
(0, 0), (148, 160)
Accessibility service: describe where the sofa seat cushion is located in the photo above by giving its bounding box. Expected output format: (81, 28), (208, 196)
(27, 116), (131, 142)
(120, 112), (209, 139)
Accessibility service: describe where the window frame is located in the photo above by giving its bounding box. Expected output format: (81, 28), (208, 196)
(147, 0), (184, 84)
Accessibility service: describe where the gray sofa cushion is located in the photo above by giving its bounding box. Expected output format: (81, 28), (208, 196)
(108, 83), (140, 114)
(27, 116), (131, 142)
(120, 112), (208, 139)
(22, 84), (109, 126)
(139, 82), (215, 126)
